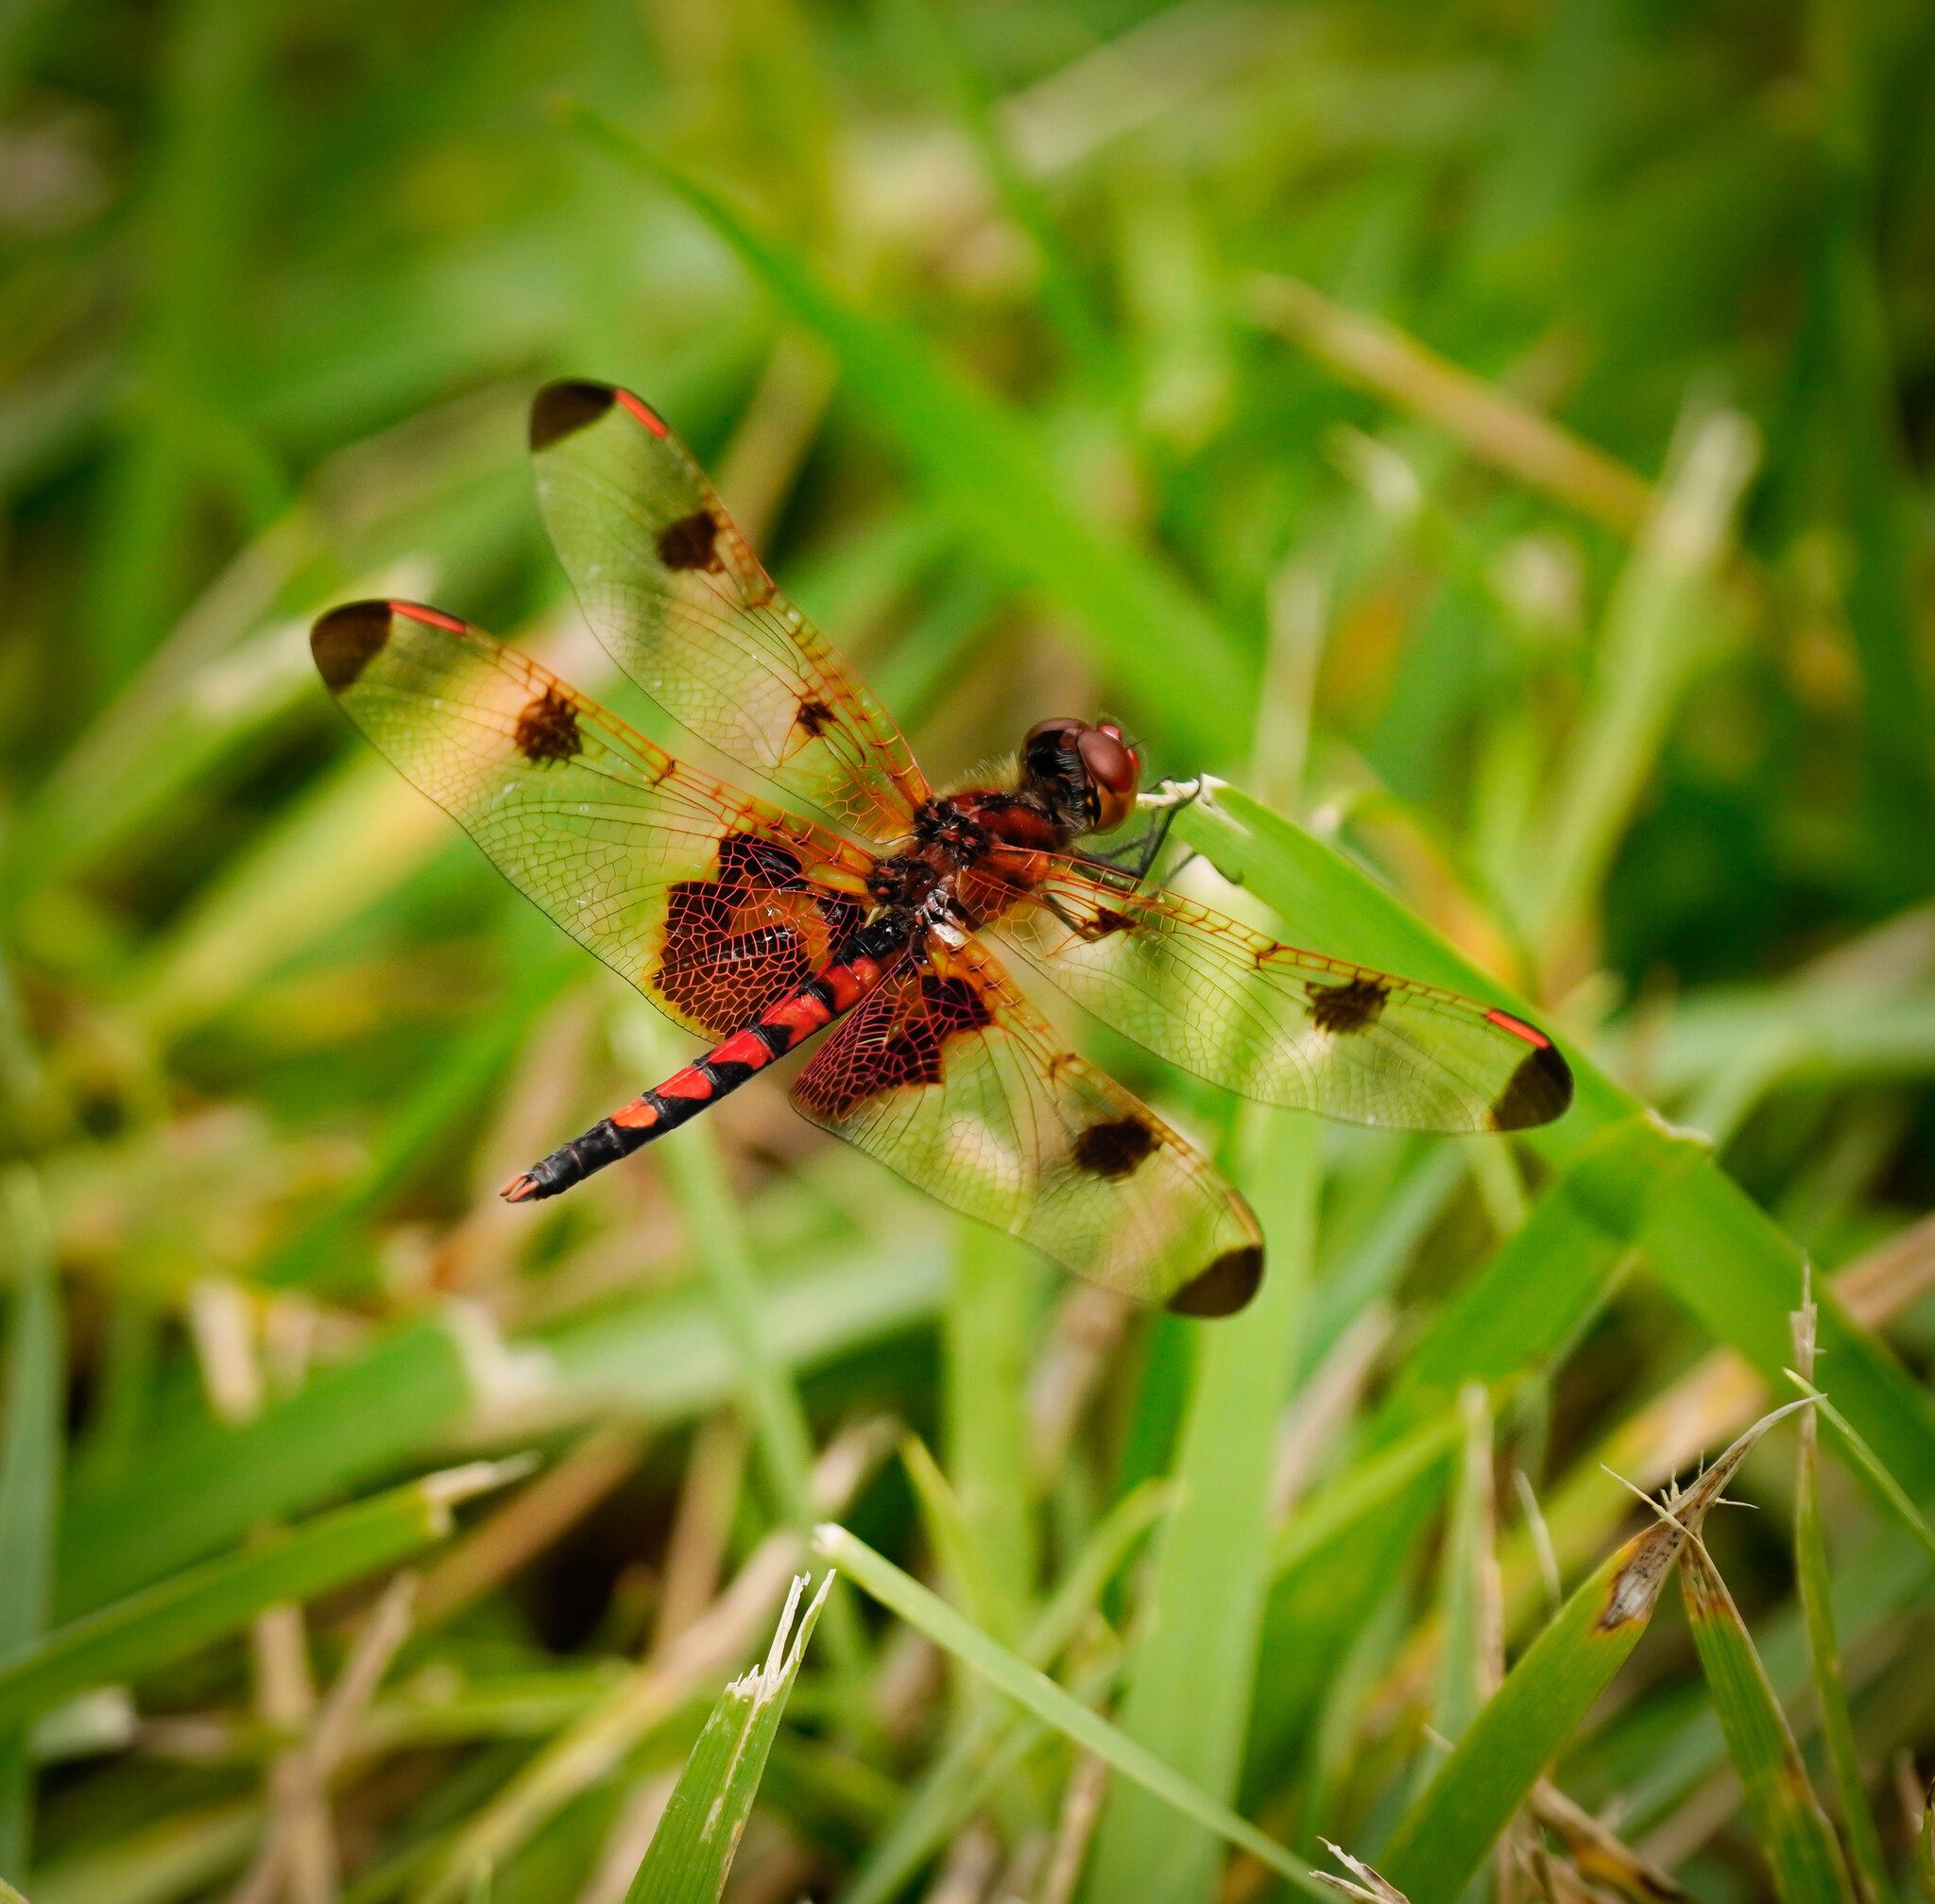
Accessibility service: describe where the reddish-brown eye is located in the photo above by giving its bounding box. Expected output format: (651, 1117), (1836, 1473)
(1077, 727), (1139, 831)
(1024, 716), (1083, 746)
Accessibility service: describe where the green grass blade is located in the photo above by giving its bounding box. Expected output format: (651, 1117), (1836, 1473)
(1272, 1405), (1463, 1578)
(941, 1223), (1039, 1645)
(619, 1007), (864, 1679)
(1515, 407), (1759, 954)
(563, 107), (1256, 760)
(0, 1463), (512, 1728)
(0, 1170), (61, 1878)
(1378, 1401), (1806, 1901)
(1169, 786), (1935, 1506)
(623, 1571), (831, 1904)
(837, 1481), (1172, 1904)
(56, 1312), (478, 1615)
(1381, 1113), (1710, 1432)
(1784, 1375), (1935, 1568)
(899, 1432), (1005, 1648)
(879, 0), (1115, 387)
(1681, 1538), (1856, 1904)
(1425, 1385), (1499, 1758)
(1087, 1112), (1317, 1904)
(1792, 1363), (1894, 1904)
(812, 1523), (1327, 1898)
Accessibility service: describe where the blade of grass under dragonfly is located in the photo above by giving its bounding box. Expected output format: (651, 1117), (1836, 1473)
(1378, 1113), (1710, 1434)
(1680, 1538), (1856, 1904)
(1087, 1110), (1317, 1904)
(615, 1007), (865, 1679)
(942, 1222), (1040, 1648)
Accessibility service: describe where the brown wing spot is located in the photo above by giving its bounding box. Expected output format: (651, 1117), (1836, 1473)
(656, 507), (723, 573)
(796, 698), (834, 738)
(530, 379), (615, 450)
(1308, 975), (1390, 1035)
(514, 688), (583, 763)
(311, 602), (393, 693)
(1070, 1117), (1158, 1179)
(1087, 906), (1138, 941)
(1167, 1244), (1264, 1317)
(1490, 1041), (1574, 1130)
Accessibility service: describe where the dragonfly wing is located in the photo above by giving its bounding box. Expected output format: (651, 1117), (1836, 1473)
(986, 861), (1572, 1134)
(790, 935), (1263, 1314)
(311, 600), (876, 1039)
(528, 381), (930, 844)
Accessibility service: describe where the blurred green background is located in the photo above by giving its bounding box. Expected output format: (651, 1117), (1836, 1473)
(3, 1), (1934, 1900)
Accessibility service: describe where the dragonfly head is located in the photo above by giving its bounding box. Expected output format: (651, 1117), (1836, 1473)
(1021, 718), (1141, 835)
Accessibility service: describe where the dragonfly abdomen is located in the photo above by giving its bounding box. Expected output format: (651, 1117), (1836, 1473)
(501, 919), (909, 1203)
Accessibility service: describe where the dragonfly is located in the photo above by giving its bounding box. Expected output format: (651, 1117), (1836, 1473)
(311, 380), (1572, 1317)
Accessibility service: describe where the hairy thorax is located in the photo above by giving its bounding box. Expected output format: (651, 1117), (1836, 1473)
(866, 790), (1076, 935)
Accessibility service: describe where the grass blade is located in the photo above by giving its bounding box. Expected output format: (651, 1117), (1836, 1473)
(0, 1171), (61, 1878)
(0, 1464), (514, 1729)
(812, 1522), (1328, 1897)
(1784, 1374), (1935, 1568)
(1681, 1538), (1856, 1904)
(56, 1313), (479, 1615)
(1243, 273), (1655, 536)
(1380, 1112), (1710, 1432)
(1087, 1112), (1317, 1904)
(1791, 1312), (1894, 1903)
(1515, 406), (1758, 954)
(623, 1571), (832, 1904)
(1378, 1401), (1807, 1902)
(941, 1223), (1040, 1645)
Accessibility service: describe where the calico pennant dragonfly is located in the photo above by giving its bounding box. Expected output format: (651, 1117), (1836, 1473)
(311, 381), (1571, 1316)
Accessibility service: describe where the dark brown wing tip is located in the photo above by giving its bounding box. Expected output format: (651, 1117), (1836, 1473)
(529, 379), (616, 451)
(1491, 1040), (1574, 1130)
(311, 600), (394, 693)
(1167, 1244), (1264, 1318)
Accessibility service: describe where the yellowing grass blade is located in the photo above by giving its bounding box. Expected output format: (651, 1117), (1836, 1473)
(1680, 1539), (1856, 1904)
(1377, 1399), (1809, 1903)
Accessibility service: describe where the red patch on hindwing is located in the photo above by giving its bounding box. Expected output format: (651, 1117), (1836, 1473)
(796, 971), (995, 1121)
(654, 832), (865, 1038)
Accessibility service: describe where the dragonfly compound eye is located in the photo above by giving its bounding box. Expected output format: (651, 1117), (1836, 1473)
(1076, 727), (1139, 831)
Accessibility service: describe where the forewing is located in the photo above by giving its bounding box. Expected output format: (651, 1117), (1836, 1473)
(528, 380), (930, 843)
(791, 937), (1263, 1314)
(310, 600), (875, 1039)
(985, 861), (1573, 1134)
